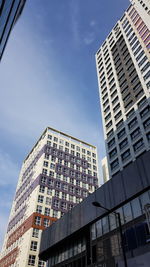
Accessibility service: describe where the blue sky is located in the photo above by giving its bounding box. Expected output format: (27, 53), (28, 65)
(0, 0), (129, 248)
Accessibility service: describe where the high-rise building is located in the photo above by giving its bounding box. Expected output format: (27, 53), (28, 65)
(101, 156), (109, 183)
(96, 0), (150, 178)
(0, 127), (99, 267)
(0, 0), (26, 61)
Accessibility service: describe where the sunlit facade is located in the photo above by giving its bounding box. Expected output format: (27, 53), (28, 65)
(0, 127), (98, 267)
(96, 0), (150, 178)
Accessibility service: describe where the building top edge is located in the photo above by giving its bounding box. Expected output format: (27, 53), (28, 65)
(95, 4), (132, 56)
(24, 127), (97, 163)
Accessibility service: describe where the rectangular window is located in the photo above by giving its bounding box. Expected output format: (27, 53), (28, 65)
(45, 207), (50, 216)
(39, 185), (45, 193)
(43, 218), (50, 227)
(34, 216), (41, 226)
(36, 205), (42, 214)
(28, 255), (36, 266)
(46, 197), (51, 205)
(30, 241), (38, 251)
(32, 228), (39, 238)
(38, 195), (44, 203)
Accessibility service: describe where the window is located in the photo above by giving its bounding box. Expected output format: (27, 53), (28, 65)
(114, 111), (122, 121)
(39, 185), (45, 193)
(53, 143), (57, 148)
(28, 255), (36, 266)
(70, 186), (74, 194)
(70, 178), (74, 185)
(109, 148), (117, 159)
(143, 118), (150, 129)
(38, 260), (45, 267)
(65, 141), (69, 147)
(49, 171), (54, 177)
(65, 148), (69, 153)
(62, 184), (68, 191)
(71, 144), (75, 149)
(54, 137), (58, 142)
(43, 218), (50, 227)
(34, 216), (41, 226)
(133, 138), (144, 152)
(140, 106), (150, 118)
(48, 179), (54, 186)
(116, 119), (124, 130)
(44, 154), (49, 160)
(128, 117), (137, 129)
(30, 241), (38, 251)
(42, 169), (47, 175)
(76, 152), (80, 157)
(119, 138), (128, 150)
(46, 197), (51, 205)
(68, 204), (73, 210)
(61, 202), (67, 210)
(108, 138), (115, 149)
(43, 161), (48, 167)
(76, 188), (81, 195)
(143, 70), (150, 81)
(131, 198), (142, 218)
(131, 127), (140, 140)
(45, 207), (50, 216)
(69, 195), (74, 202)
(36, 205), (42, 214)
(117, 128), (126, 139)
(62, 192), (67, 200)
(48, 134), (52, 139)
(38, 195), (44, 203)
(47, 188), (52, 195)
(111, 159), (119, 171)
(123, 203), (132, 223)
(32, 228), (39, 238)
(121, 149), (130, 161)
(59, 145), (63, 150)
(50, 163), (55, 169)
(55, 190), (60, 197)
(126, 108), (135, 119)
(53, 210), (58, 218)
(53, 199), (59, 208)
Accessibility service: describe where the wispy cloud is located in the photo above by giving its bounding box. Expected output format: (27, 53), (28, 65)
(84, 32), (95, 45)
(90, 20), (96, 27)
(69, 0), (81, 46)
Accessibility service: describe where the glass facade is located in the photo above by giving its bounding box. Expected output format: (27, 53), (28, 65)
(47, 190), (150, 267)
(0, 0), (26, 60)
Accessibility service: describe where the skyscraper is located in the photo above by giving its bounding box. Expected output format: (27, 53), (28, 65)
(0, 127), (99, 267)
(101, 156), (109, 183)
(96, 0), (150, 178)
(0, 0), (26, 60)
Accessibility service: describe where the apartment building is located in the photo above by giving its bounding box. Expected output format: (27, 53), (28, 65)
(0, 127), (99, 267)
(96, 0), (150, 177)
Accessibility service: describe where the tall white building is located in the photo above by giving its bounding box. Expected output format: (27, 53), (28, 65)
(96, 0), (150, 178)
(101, 156), (109, 183)
(0, 127), (99, 267)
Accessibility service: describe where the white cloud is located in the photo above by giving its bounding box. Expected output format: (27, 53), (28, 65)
(84, 32), (95, 45)
(69, 0), (81, 46)
(90, 20), (96, 27)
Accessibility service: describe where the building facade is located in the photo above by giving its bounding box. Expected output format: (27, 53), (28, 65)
(0, 0), (26, 60)
(101, 156), (109, 183)
(39, 150), (150, 267)
(95, 0), (150, 178)
(0, 127), (99, 267)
